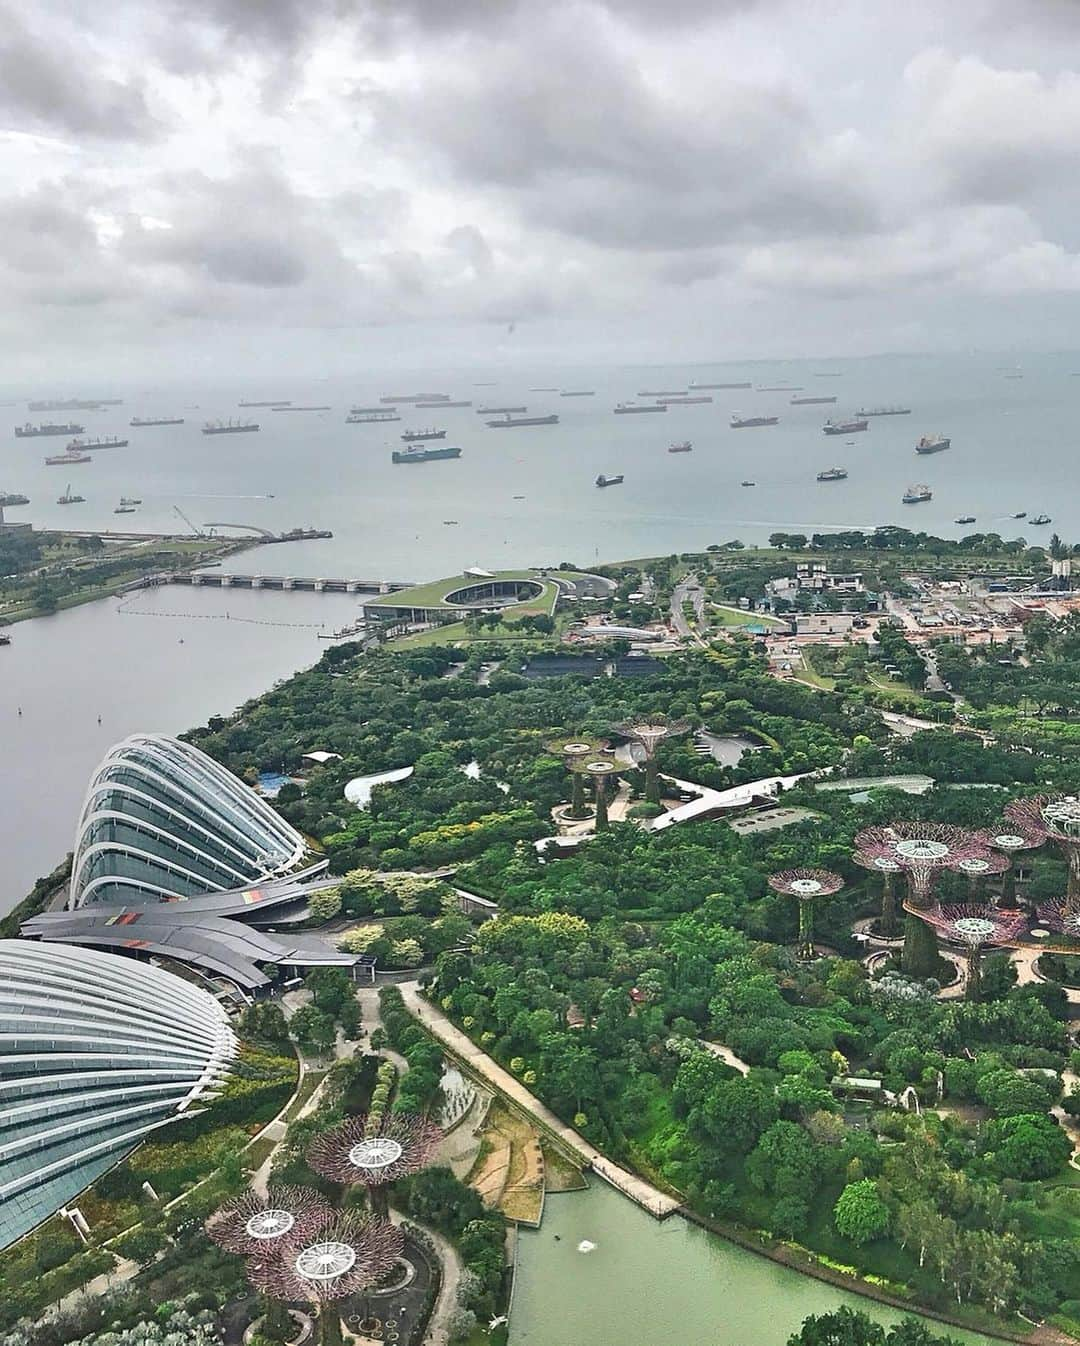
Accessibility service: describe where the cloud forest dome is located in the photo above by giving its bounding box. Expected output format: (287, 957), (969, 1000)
(70, 734), (312, 908)
(0, 940), (236, 1250)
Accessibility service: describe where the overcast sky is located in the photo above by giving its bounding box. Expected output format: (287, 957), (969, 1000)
(5, 0), (1080, 381)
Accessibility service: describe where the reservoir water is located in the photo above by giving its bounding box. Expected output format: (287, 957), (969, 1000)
(510, 1182), (996, 1346)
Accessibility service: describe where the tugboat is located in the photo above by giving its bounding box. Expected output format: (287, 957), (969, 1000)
(668, 441), (692, 453)
(596, 473), (624, 488)
(817, 467), (848, 482)
(955, 515), (976, 525)
(915, 434), (950, 454)
(903, 484), (932, 504)
(731, 413), (778, 428)
(823, 417), (868, 435)
(1031, 513), (1052, 525)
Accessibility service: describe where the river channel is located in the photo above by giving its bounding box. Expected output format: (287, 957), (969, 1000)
(509, 1183), (996, 1346)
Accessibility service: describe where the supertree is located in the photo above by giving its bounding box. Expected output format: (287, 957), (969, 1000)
(246, 1210), (404, 1346)
(766, 868), (844, 959)
(1005, 795), (1080, 899)
(568, 754), (620, 832)
(1036, 896), (1080, 942)
(852, 852), (903, 939)
(307, 1112), (443, 1217)
(206, 1186), (334, 1255)
(610, 715), (691, 805)
(986, 828), (1043, 906)
(911, 904), (1027, 1001)
(546, 736), (603, 820)
(853, 824), (992, 977)
(952, 851), (1011, 901)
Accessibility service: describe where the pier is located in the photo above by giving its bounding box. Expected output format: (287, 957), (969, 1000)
(128, 572), (412, 595)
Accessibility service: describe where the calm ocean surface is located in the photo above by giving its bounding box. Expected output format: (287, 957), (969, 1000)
(5, 351), (1075, 584)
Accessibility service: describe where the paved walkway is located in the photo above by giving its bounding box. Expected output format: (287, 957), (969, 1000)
(701, 1041), (751, 1075)
(397, 983), (680, 1218)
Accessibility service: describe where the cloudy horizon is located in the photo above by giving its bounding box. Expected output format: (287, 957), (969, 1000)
(5, 0), (1080, 382)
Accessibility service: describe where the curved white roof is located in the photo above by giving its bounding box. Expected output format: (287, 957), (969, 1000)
(0, 939), (235, 1249)
(70, 734), (309, 909)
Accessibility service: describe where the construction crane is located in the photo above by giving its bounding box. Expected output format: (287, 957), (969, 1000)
(172, 505), (206, 538)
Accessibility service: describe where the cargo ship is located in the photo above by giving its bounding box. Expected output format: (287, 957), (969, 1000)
(856, 406), (911, 417)
(691, 381), (750, 389)
(531, 387), (559, 392)
(45, 451), (91, 465)
(823, 418), (868, 435)
(657, 395), (712, 404)
(668, 441), (692, 453)
(425, 399), (472, 408)
(487, 413), (559, 427)
(131, 417), (184, 426)
(29, 398), (120, 411)
(476, 405), (526, 415)
(120, 497), (142, 506)
(614, 402), (666, 414)
(239, 400), (291, 407)
(560, 390), (595, 397)
(731, 413), (778, 428)
(272, 405), (332, 412)
(596, 473), (624, 488)
(792, 396), (837, 405)
(348, 410), (400, 423)
(57, 484), (85, 504)
(68, 436), (128, 450)
(817, 467), (848, 481)
(639, 389), (685, 397)
(392, 444), (462, 464)
(401, 428), (447, 442)
(915, 434), (950, 454)
(0, 492), (29, 505)
(15, 422), (84, 437)
(381, 393), (450, 404)
(955, 515), (976, 525)
(757, 385), (803, 392)
(903, 484), (932, 504)
(1031, 513), (1052, 525)
(202, 420), (259, 434)
(114, 504), (137, 514)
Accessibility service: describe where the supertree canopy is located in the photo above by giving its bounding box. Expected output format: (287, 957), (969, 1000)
(568, 754), (620, 832)
(546, 736), (605, 820)
(852, 852), (903, 938)
(986, 828), (1043, 906)
(912, 903), (1027, 1000)
(766, 868), (844, 959)
(1004, 795), (1080, 898)
(307, 1112), (442, 1215)
(853, 823), (992, 977)
(206, 1186), (333, 1256)
(610, 715), (691, 804)
(1037, 896), (1080, 942)
(952, 850), (1010, 897)
(246, 1210), (404, 1305)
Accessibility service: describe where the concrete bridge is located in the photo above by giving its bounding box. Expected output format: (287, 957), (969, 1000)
(143, 572), (412, 594)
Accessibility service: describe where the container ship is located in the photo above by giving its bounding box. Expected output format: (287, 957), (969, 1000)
(348, 410), (400, 423)
(202, 419), (259, 435)
(668, 441), (692, 453)
(596, 473), (624, 488)
(792, 395), (837, 405)
(915, 434), (950, 454)
(45, 451), (91, 465)
(239, 400), (291, 408)
(857, 406), (911, 417)
(691, 381), (750, 389)
(68, 436), (128, 450)
(15, 422), (84, 438)
(131, 417), (185, 426)
(477, 405), (526, 415)
(657, 395), (712, 404)
(614, 402), (666, 414)
(731, 413), (778, 428)
(487, 413), (559, 427)
(823, 418), (868, 435)
(817, 467), (848, 481)
(392, 444), (462, 464)
(903, 484), (932, 504)
(401, 428), (447, 442)
(30, 398), (120, 411)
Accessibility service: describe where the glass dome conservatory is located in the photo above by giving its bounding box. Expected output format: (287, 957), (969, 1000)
(70, 734), (310, 909)
(0, 940), (235, 1249)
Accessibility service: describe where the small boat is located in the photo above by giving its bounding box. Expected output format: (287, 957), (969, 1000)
(903, 483), (932, 504)
(442, 519), (459, 525)
(596, 474), (624, 488)
(1031, 513), (1052, 525)
(741, 480), (756, 487)
(668, 441), (692, 453)
(512, 494), (525, 499)
(119, 497), (142, 506)
(114, 505), (137, 514)
(817, 467), (848, 482)
(955, 515), (976, 525)
(1013, 511), (1027, 519)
